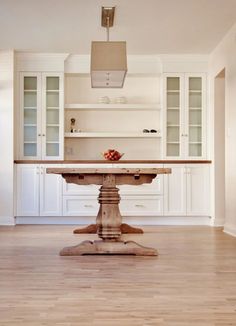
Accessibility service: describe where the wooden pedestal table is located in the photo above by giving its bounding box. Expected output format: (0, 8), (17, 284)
(47, 168), (171, 256)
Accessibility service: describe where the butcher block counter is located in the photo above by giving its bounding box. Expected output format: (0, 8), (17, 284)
(14, 160), (211, 164)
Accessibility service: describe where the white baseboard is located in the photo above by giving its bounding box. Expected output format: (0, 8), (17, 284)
(0, 216), (15, 225)
(16, 216), (212, 226)
(224, 224), (236, 237)
(210, 218), (225, 227)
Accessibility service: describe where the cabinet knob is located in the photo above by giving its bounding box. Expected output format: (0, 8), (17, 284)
(135, 204), (145, 207)
(84, 204), (93, 208)
(38, 134), (41, 136)
(42, 134), (45, 137)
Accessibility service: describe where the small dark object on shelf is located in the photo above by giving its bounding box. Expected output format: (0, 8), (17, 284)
(143, 129), (149, 133)
(150, 129), (157, 133)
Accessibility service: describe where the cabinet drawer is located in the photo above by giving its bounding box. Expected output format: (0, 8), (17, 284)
(63, 196), (98, 216)
(120, 196), (163, 216)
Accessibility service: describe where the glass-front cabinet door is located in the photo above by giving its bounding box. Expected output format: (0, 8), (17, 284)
(186, 74), (206, 158)
(20, 72), (63, 160)
(21, 73), (41, 159)
(165, 76), (183, 157)
(42, 73), (63, 159)
(164, 73), (206, 159)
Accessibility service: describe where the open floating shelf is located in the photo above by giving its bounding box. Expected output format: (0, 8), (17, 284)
(64, 103), (161, 111)
(64, 132), (161, 138)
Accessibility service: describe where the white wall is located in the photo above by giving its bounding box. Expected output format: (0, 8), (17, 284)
(209, 23), (236, 235)
(0, 51), (15, 225)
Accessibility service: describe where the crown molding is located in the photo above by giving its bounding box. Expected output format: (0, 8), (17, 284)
(16, 52), (69, 72)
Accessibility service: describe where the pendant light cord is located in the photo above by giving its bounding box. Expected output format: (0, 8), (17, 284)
(106, 16), (110, 41)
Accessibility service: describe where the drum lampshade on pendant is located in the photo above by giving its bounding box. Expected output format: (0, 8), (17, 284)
(91, 7), (128, 88)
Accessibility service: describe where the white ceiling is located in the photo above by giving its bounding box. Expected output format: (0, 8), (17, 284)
(0, 0), (236, 54)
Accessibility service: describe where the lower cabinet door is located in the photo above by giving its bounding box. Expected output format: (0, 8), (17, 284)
(40, 165), (62, 216)
(119, 196), (163, 216)
(164, 165), (186, 216)
(186, 165), (210, 216)
(63, 196), (99, 216)
(16, 164), (40, 216)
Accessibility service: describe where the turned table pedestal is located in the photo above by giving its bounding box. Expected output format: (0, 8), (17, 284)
(47, 168), (171, 256)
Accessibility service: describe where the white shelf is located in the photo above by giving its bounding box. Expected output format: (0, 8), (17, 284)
(64, 103), (161, 111)
(64, 132), (161, 138)
(167, 142), (180, 144)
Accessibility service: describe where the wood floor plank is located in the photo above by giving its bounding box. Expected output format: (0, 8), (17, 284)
(0, 226), (236, 325)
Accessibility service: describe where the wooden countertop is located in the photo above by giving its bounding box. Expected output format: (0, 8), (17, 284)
(14, 160), (212, 164)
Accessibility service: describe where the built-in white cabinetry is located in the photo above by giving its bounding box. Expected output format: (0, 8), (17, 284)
(19, 72), (64, 160)
(15, 163), (211, 221)
(163, 73), (206, 159)
(16, 164), (62, 216)
(164, 164), (210, 216)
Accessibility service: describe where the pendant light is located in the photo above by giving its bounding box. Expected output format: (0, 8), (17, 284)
(91, 6), (127, 88)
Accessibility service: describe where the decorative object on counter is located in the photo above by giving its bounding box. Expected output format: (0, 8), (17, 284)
(115, 96), (127, 104)
(70, 118), (76, 133)
(102, 149), (124, 161)
(98, 96), (110, 104)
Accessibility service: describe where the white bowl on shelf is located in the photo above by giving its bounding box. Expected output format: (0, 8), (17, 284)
(115, 96), (127, 104)
(98, 96), (110, 104)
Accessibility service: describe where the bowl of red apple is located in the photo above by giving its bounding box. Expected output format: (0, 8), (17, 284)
(102, 149), (124, 161)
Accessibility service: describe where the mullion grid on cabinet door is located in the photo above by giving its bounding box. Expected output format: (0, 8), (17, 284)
(42, 74), (62, 159)
(186, 75), (205, 158)
(166, 76), (181, 157)
(21, 73), (41, 159)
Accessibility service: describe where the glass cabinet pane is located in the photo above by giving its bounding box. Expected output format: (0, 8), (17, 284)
(23, 76), (38, 157)
(188, 77), (202, 157)
(46, 76), (60, 157)
(166, 77), (180, 156)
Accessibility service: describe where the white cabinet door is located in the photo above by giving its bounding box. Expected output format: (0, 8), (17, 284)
(19, 72), (64, 160)
(164, 165), (186, 216)
(163, 73), (207, 159)
(185, 74), (207, 159)
(19, 73), (42, 160)
(186, 165), (210, 216)
(41, 73), (64, 160)
(40, 165), (62, 216)
(16, 164), (40, 216)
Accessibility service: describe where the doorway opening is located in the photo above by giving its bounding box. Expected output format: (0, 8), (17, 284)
(214, 68), (225, 225)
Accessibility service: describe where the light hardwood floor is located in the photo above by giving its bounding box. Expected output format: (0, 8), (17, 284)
(0, 225), (236, 326)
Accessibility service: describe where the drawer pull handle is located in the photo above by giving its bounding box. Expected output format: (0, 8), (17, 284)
(135, 204), (145, 207)
(84, 204), (93, 208)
